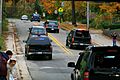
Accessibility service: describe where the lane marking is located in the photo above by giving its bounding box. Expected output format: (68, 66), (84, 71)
(48, 33), (73, 55)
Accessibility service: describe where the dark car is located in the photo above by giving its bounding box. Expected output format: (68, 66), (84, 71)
(44, 20), (60, 33)
(66, 29), (91, 49)
(30, 13), (40, 22)
(68, 46), (120, 80)
(23, 35), (52, 60)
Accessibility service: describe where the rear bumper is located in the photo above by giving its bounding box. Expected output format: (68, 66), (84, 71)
(46, 28), (59, 31)
(72, 43), (91, 46)
(28, 52), (52, 55)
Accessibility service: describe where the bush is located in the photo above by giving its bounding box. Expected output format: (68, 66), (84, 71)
(103, 22), (120, 29)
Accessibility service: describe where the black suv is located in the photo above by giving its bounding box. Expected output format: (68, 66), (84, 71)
(23, 35), (52, 60)
(68, 46), (120, 80)
(66, 29), (91, 49)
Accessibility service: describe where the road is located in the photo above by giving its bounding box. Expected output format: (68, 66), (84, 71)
(8, 19), (120, 80)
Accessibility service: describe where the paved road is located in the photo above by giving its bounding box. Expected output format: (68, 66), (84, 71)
(7, 19), (120, 80)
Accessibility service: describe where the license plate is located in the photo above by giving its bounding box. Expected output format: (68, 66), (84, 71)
(37, 52), (42, 54)
(51, 28), (54, 30)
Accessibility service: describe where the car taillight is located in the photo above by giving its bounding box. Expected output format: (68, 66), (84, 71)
(72, 37), (74, 43)
(49, 46), (52, 51)
(46, 25), (48, 28)
(83, 72), (89, 80)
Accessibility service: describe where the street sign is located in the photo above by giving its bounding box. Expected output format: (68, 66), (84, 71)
(58, 7), (63, 13)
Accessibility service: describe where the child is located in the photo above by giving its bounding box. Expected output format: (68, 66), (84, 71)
(7, 59), (17, 80)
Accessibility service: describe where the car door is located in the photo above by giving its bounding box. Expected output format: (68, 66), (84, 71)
(71, 53), (84, 80)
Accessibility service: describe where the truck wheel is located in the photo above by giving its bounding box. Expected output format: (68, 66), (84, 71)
(49, 54), (52, 60)
(26, 55), (30, 60)
(68, 43), (73, 49)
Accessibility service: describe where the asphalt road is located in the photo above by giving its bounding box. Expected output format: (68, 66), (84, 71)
(8, 19), (120, 80)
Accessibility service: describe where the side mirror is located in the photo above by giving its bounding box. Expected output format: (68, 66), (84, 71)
(29, 28), (32, 31)
(67, 62), (75, 67)
(50, 39), (52, 42)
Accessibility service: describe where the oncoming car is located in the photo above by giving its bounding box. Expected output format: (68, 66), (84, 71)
(23, 35), (52, 60)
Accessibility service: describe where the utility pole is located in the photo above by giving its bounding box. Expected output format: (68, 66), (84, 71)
(0, 0), (3, 35)
(72, 0), (76, 26)
(87, 1), (90, 30)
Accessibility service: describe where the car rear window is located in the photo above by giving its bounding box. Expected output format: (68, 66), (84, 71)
(75, 30), (90, 37)
(49, 22), (58, 25)
(27, 36), (50, 45)
(31, 28), (45, 34)
(93, 47), (120, 68)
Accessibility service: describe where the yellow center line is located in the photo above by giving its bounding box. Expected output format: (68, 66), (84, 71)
(48, 33), (73, 55)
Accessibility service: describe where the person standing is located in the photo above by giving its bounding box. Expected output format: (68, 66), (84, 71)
(111, 32), (117, 46)
(0, 50), (13, 80)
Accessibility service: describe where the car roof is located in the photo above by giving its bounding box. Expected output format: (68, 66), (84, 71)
(32, 26), (44, 28)
(89, 46), (120, 52)
(73, 28), (88, 31)
(47, 20), (58, 22)
(27, 35), (51, 45)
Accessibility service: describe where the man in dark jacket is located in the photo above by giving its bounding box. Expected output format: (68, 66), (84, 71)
(0, 50), (13, 80)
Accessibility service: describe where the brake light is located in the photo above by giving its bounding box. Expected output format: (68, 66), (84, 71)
(83, 72), (89, 80)
(49, 46), (52, 51)
(72, 37), (74, 43)
(46, 25), (48, 28)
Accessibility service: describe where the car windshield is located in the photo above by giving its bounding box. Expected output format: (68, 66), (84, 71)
(94, 49), (120, 68)
(75, 30), (90, 37)
(31, 28), (45, 34)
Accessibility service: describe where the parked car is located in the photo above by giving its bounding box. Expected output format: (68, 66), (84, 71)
(23, 35), (52, 60)
(66, 28), (91, 49)
(44, 20), (60, 33)
(21, 15), (28, 20)
(28, 25), (48, 36)
(68, 46), (120, 80)
(30, 13), (40, 22)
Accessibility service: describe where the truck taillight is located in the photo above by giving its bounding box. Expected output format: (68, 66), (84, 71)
(49, 46), (52, 51)
(83, 72), (89, 80)
(72, 37), (74, 43)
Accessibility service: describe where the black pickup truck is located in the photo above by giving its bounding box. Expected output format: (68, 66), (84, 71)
(23, 35), (52, 60)
(66, 29), (91, 49)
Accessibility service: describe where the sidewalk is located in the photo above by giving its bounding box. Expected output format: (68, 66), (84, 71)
(5, 22), (32, 80)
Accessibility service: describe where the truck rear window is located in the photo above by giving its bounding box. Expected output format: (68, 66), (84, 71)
(75, 30), (90, 37)
(94, 50), (120, 68)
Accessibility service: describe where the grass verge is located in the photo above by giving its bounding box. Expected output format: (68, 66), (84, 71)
(0, 19), (8, 50)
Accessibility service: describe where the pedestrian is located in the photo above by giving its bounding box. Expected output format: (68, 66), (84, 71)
(0, 50), (13, 80)
(111, 32), (117, 46)
(7, 59), (16, 80)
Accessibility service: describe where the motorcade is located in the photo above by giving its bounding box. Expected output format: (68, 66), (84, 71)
(23, 35), (52, 60)
(30, 13), (40, 22)
(21, 15), (28, 20)
(68, 46), (120, 80)
(28, 25), (48, 36)
(66, 28), (91, 49)
(44, 20), (60, 33)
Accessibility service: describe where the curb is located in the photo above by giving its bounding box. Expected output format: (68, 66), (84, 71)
(6, 22), (32, 80)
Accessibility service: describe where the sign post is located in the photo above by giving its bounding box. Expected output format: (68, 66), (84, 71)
(58, 7), (63, 23)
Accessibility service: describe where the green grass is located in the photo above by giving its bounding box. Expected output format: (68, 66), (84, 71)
(0, 19), (8, 50)
(0, 36), (6, 50)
